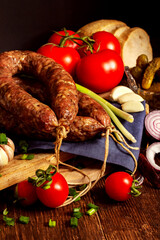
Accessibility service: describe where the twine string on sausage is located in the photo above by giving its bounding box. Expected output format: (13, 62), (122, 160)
(54, 125), (138, 207)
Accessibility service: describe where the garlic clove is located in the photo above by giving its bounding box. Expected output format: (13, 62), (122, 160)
(117, 92), (144, 104)
(7, 138), (15, 152)
(121, 101), (144, 112)
(0, 147), (9, 167)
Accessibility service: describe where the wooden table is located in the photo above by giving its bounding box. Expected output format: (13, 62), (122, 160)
(0, 162), (160, 240)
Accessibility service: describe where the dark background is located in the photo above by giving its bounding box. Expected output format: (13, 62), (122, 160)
(0, 0), (159, 54)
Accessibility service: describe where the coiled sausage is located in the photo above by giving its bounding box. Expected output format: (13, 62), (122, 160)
(0, 50), (78, 131)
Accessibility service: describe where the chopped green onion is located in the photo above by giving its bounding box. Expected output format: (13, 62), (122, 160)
(86, 208), (97, 216)
(73, 193), (81, 202)
(21, 154), (34, 160)
(76, 84), (136, 143)
(87, 203), (99, 210)
(18, 140), (28, 153)
(69, 188), (77, 196)
(73, 212), (83, 219)
(78, 184), (87, 191)
(19, 216), (30, 224)
(70, 217), (78, 228)
(0, 174), (2, 177)
(73, 207), (81, 213)
(3, 216), (15, 226)
(49, 219), (56, 227)
(3, 208), (8, 216)
(0, 133), (8, 144)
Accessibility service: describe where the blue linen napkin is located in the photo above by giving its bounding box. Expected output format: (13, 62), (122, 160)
(23, 102), (146, 172)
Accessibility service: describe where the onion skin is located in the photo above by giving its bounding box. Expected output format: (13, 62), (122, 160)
(138, 153), (160, 188)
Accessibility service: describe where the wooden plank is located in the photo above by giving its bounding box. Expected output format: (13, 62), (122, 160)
(0, 152), (75, 190)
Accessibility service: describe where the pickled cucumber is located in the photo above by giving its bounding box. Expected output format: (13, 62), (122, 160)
(142, 57), (160, 90)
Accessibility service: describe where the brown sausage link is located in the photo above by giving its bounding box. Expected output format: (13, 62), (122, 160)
(11, 75), (110, 130)
(0, 106), (105, 142)
(78, 92), (111, 128)
(0, 105), (56, 140)
(66, 116), (105, 142)
(0, 50), (78, 130)
(0, 77), (58, 133)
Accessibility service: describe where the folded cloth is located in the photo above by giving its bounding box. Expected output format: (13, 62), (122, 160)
(21, 102), (146, 172)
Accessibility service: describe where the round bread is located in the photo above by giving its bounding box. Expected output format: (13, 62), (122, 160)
(118, 27), (153, 67)
(112, 26), (130, 39)
(78, 19), (126, 37)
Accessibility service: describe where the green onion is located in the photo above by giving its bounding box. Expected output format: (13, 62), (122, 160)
(73, 193), (81, 202)
(76, 84), (136, 143)
(78, 184), (87, 191)
(70, 217), (78, 228)
(69, 188), (77, 196)
(3, 216), (15, 226)
(0, 133), (8, 144)
(87, 203), (99, 210)
(19, 216), (30, 224)
(49, 219), (56, 227)
(73, 212), (83, 219)
(86, 208), (97, 216)
(3, 208), (8, 216)
(18, 140), (28, 153)
(21, 154), (34, 160)
(73, 207), (81, 213)
(0, 174), (2, 177)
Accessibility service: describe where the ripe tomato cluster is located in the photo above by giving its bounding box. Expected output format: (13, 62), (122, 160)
(37, 29), (124, 93)
(15, 169), (69, 208)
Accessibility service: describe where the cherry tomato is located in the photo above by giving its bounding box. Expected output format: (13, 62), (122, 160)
(37, 44), (80, 76)
(48, 30), (82, 49)
(15, 180), (38, 206)
(36, 172), (69, 208)
(76, 49), (124, 93)
(105, 172), (133, 201)
(78, 31), (121, 57)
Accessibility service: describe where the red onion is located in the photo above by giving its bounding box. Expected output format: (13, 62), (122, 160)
(145, 110), (160, 140)
(146, 142), (160, 171)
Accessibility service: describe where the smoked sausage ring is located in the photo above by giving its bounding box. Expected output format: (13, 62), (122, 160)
(0, 50), (78, 133)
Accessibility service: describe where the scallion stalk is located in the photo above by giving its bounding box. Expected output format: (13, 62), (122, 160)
(76, 84), (134, 123)
(76, 84), (136, 143)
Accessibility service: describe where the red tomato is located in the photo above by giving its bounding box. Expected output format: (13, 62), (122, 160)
(78, 31), (121, 57)
(48, 30), (82, 49)
(15, 180), (38, 206)
(92, 31), (121, 55)
(37, 44), (80, 76)
(76, 49), (124, 93)
(36, 172), (69, 208)
(105, 172), (133, 201)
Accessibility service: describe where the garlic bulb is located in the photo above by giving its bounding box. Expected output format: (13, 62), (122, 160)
(0, 136), (15, 167)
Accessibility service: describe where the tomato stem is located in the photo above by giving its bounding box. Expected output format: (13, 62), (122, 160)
(130, 179), (142, 197)
(28, 165), (57, 189)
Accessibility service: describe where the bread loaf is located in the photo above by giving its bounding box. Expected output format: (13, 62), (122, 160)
(118, 27), (153, 67)
(78, 19), (126, 37)
(78, 20), (153, 68)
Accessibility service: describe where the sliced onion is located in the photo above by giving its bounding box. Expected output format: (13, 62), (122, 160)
(146, 142), (160, 171)
(145, 110), (160, 140)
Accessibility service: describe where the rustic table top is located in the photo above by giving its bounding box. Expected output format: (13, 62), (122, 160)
(0, 166), (160, 240)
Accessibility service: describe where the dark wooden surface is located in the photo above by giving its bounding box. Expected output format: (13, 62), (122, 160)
(0, 165), (160, 240)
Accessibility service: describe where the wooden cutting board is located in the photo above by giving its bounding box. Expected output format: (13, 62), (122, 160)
(0, 152), (111, 191)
